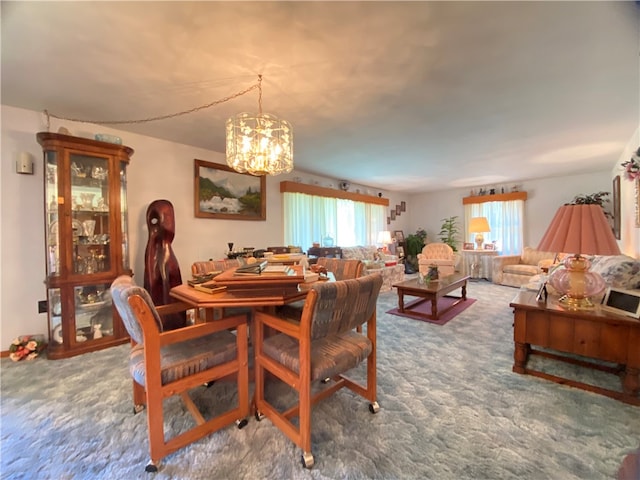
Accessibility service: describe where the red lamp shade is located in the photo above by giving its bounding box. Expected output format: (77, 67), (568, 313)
(537, 204), (620, 309)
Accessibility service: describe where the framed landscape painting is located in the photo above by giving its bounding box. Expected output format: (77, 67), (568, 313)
(194, 159), (266, 220)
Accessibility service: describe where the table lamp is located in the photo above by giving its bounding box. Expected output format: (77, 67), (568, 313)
(469, 217), (490, 249)
(377, 230), (393, 253)
(537, 204), (620, 309)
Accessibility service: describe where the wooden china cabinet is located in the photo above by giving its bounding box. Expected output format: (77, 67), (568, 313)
(37, 132), (133, 359)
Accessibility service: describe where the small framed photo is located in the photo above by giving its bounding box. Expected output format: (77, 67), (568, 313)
(601, 287), (640, 318)
(463, 242), (474, 250)
(400, 201), (406, 212)
(484, 243), (495, 250)
(387, 216), (391, 225)
(393, 230), (405, 243)
(395, 204), (402, 215)
(390, 210), (396, 220)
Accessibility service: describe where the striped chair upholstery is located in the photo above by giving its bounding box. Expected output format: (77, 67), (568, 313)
(191, 258), (242, 276)
(254, 273), (383, 468)
(110, 275), (249, 473)
(316, 257), (364, 280)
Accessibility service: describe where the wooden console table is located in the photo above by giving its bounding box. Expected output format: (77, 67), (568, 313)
(510, 290), (640, 405)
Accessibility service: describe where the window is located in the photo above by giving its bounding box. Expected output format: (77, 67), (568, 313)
(463, 192), (526, 255)
(282, 186), (387, 250)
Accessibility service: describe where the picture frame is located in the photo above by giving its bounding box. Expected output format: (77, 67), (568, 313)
(395, 204), (402, 215)
(463, 242), (474, 250)
(390, 210), (396, 220)
(393, 230), (405, 243)
(484, 243), (495, 250)
(601, 287), (640, 319)
(194, 159), (266, 220)
(400, 201), (406, 212)
(387, 216), (391, 225)
(613, 175), (621, 239)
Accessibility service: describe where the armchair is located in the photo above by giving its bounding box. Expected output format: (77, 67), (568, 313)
(110, 276), (249, 472)
(491, 246), (558, 287)
(253, 274), (383, 468)
(417, 243), (456, 277)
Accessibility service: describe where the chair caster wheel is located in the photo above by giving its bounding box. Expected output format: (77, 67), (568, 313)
(133, 404), (145, 414)
(204, 381), (215, 388)
(301, 451), (315, 469)
(255, 410), (265, 421)
(369, 401), (380, 414)
(145, 462), (158, 473)
(321, 377), (331, 384)
(236, 418), (248, 429)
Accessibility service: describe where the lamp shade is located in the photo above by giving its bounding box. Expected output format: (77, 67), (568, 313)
(537, 204), (620, 256)
(468, 217), (490, 233)
(377, 230), (392, 245)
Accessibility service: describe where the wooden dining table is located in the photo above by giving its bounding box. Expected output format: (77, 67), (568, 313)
(169, 268), (332, 321)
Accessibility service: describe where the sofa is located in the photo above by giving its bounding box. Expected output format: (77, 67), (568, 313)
(341, 245), (405, 292)
(492, 246), (561, 288)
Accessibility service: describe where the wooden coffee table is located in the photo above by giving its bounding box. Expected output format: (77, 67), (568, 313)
(393, 273), (470, 320)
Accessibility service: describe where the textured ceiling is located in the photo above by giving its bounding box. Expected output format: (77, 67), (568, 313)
(2, 1), (639, 193)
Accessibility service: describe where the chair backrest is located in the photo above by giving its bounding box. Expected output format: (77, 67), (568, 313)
(267, 246), (290, 254)
(111, 275), (164, 344)
(305, 274), (382, 340)
(421, 243), (454, 260)
(191, 259), (241, 276)
(316, 258), (363, 280)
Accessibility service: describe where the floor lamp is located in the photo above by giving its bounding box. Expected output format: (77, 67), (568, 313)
(537, 204), (620, 309)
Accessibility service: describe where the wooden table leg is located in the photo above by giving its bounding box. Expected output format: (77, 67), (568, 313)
(461, 281), (467, 301)
(622, 367), (640, 396)
(513, 341), (529, 374)
(431, 298), (438, 319)
(398, 289), (405, 313)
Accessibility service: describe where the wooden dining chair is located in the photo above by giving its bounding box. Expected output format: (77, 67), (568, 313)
(316, 257), (364, 280)
(253, 273), (383, 468)
(110, 275), (250, 473)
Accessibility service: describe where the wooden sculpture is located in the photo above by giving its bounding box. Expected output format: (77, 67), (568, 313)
(143, 199), (186, 330)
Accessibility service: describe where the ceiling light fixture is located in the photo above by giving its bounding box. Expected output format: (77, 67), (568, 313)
(225, 75), (293, 176)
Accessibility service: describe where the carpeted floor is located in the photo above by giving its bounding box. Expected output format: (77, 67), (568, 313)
(1, 280), (638, 479)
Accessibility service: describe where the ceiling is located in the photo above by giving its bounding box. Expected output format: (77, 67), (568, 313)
(2, 1), (639, 193)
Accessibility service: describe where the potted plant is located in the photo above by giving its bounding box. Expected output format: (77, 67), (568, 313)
(439, 216), (460, 252)
(404, 228), (427, 273)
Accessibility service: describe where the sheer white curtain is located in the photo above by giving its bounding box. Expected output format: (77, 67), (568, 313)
(464, 200), (524, 255)
(283, 192), (386, 250)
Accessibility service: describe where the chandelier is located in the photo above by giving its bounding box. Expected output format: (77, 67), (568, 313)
(226, 75), (293, 176)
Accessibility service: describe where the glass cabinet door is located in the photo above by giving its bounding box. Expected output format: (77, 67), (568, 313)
(74, 283), (114, 342)
(70, 153), (111, 276)
(45, 151), (60, 277)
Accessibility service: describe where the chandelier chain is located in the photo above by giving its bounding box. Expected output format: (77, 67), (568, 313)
(43, 78), (261, 129)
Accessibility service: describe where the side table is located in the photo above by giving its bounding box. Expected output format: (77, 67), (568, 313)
(460, 249), (499, 280)
(510, 290), (640, 405)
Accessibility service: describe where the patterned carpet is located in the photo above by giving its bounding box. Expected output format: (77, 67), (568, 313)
(1, 280), (638, 479)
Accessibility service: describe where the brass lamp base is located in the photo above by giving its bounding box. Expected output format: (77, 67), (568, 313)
(548, 254), (605, 311)
(556, 294), (597, 310)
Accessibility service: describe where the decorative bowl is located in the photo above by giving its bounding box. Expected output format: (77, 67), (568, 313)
(94, 133), (122, 145)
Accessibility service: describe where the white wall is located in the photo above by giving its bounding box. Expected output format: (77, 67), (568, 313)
(407, 170), (639, 257)
(1, 105), (404, 347)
